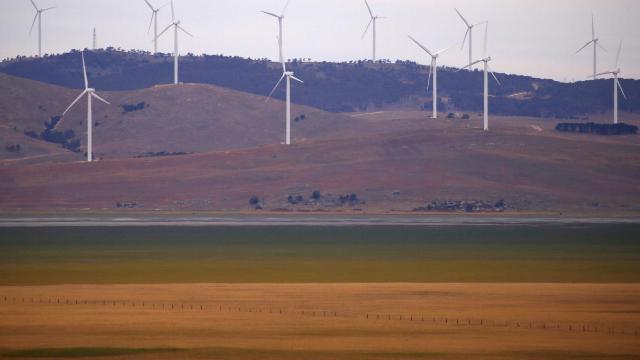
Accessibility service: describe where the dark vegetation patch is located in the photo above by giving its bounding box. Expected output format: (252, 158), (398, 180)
(4, 144), (21, 153)
(283, 191), (365, 208)
(121, 101), (148, 114)
(24, 116), (81, 152)
(136, 151), (191, 158)
(115, 201), (142, 209)
(555, 122), (638, 135)
(413, 200), (506, 213)
(37, 116), (80, 152)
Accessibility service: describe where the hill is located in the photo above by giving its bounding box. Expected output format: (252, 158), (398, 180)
(1, 49), (639, 118)
(0, 73), (394, 162)
(1, 112), (639, 215)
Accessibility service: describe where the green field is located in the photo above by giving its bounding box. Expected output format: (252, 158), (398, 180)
(1, 224), (639, 284)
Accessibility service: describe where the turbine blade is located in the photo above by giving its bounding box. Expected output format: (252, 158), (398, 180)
(408, 35), (433, 57)
(364, 0), (374, 18)
(618, 78), (627, 100)
(157, 24), (173, 39)
(361, 18), (373, 39)
(41, 6), (55, 11)
(290, 75), (304, 83)
(488, 64), (501, 85)
(62, 90), (88, 116)
(483, 21), (488, 58)
(261, 10), (280, 18)
(29, 13), (38, 35)
(593, 71), (614, 77)
(615, 40), (623, 68)
(461, 28), (469, 50)
(473, 20), (487, 27)
(92, 92), (110, 105)
(143, 0), (154, 10)
(81, 51), (88, 89)
(170, 0), (175, 22)
(575, 40), (593, 54)
(159, 2), (170, 10)
(454, 8), (470, 27)
(591, 14), (595, 39)
(426, 62), (432, 93)
(30, 0), (38, 10)
(597, 42), (607, 52)
(435, 46), (452, 56)
(459, 60), (483, 71)
(147, 12), (155, 34)
(266, 74), (286, 102)
(178, 24), (193, 37)
(281, 0), (292, 16)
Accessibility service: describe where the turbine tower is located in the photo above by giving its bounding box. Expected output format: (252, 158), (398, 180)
(157, 0), (193, 84)
(92, 28), (96, 50)
(60, 52), (110, 162)
(408, 35), (450, 119)
(592, 41), (627, 124)
(455, 8), (485, 70)
(262, 0), (304, 145)
(362, 0), (385, 62)
(28, 0), (55, 57)
(460, 24), (500, 131)
(143, 0), (168, 54)
(576, 15), (606, 79)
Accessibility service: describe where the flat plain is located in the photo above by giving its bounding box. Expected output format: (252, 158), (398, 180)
(0, 224), (639, 359)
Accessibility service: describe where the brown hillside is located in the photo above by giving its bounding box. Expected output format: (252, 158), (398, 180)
(1, 114), (639, 214)
(0, 74), (387, 161)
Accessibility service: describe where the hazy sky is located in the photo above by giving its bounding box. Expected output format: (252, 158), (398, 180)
(1, 0), (639, 82)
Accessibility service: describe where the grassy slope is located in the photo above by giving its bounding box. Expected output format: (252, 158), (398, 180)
(1, 225), (639, 285)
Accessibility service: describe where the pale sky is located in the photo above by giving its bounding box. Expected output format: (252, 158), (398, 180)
(1, 0), (639, 82)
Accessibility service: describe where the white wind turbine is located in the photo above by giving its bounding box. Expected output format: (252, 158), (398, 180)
(576, 15), (606, 79)
(28, 0), (55, 57)
(143, 0), (168, 54)
(460, 24), (500, 131)
(408, 35), (450, 119)
(455, 8), (486, 70)
(262, 0), (303, 146)
(157, 0), (193, 84)
(60, 51), (110, 162)
(592, 41), (627, 124)
(362, 0), (385, 62)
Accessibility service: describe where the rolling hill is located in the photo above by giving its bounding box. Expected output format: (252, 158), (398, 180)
(1, 49), (639, 118)
(0, 73), (397, 162)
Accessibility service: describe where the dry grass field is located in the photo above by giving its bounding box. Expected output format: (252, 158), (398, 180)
(0, 283), (639, 359)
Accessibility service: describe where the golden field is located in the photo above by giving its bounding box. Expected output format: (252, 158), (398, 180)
(1, 283), (639, 359)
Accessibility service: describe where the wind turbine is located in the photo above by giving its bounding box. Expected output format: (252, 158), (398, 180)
(460, 24), (500, 131)
(362, 0), (385, 62)
(60, 51), (110, 162)
(592, 41), (627, 124)
(28, 0), (55, 57)
(143, 0), (168, 54)
(263, 0), (303, 146)
(576, 15), (606, 79)
(408, 35), (450, 119)
(455, 8), (485, 70)
(157, 0), (193, 84)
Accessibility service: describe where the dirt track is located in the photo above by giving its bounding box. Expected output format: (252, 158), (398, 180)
(1, 283), (639, 359)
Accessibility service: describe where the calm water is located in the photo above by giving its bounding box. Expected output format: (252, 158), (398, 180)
(1, 224), (639, 284)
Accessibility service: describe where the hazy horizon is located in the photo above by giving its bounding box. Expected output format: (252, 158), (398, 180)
(1, 0), (639, 83)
